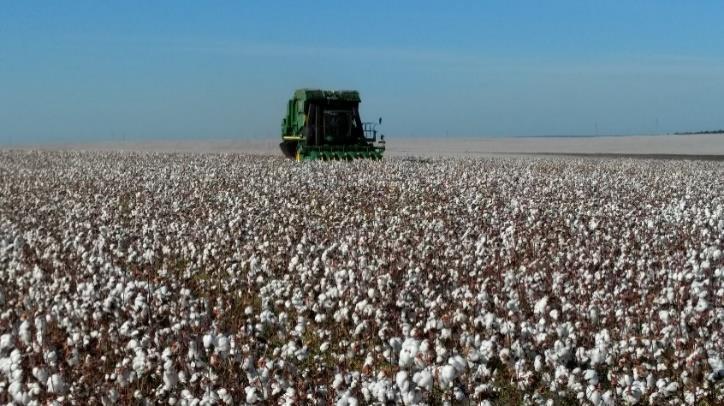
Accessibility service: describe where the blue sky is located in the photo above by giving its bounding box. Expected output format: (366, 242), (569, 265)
(1, 1), (724, 144)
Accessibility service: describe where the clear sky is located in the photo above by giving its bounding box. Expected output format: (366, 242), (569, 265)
(2, 1), (724, 144)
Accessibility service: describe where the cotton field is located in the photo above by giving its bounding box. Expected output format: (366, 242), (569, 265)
(0, 150), (722, 405)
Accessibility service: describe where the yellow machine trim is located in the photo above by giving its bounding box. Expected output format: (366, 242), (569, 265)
(283, 135), (303, 141)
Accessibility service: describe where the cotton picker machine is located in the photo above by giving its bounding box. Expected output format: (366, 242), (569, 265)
(279, 89), (385, 161)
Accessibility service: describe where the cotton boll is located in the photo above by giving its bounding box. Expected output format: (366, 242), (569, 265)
(245, 386), (259, 403)
(398, 338), (419, 368)
(203, 333), (215, 349)
(658, 310), (669, 323)
(534, 296), (549, 315)
(695, 298), (709, 312)
(336, 391), (358, 406)
(395, 370), (409, 393)
(587, 388), (601, 405)
(132, 350), (147, 376)
(333, 373), (344, 389)
(413, 369), (433, 391)
(32, 367), (48, 385)
(663, 381), (679, 395)
(18, 320), (31, 345)
(402, 389), (421, 405)
(8, 381), (30, 404)
(589, 307), (599, 324)
(47, 373), (67, 394)
(584, 369), (599, 385)
(623, 385), (642, 404)
(534, 355), (543, 372)
(0, 334), (13, 351)
(448, 355), (466, 374)
(601, 390), (614, 405)
(440, 365), (457, 387)
(162, 360), (178, 391)
(216, 335), (230, 355)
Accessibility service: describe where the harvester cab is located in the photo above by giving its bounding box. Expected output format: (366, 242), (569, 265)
(280, 89), (386, 161)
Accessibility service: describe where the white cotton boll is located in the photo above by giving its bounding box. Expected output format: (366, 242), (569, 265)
(440, 365), (457, 387)
(413, 370), (433, 391)
(9, 348), (22, 370)
(181, 389), (194, 400)
(47, 373), (67, 394)
(389, 337), (402, 353)
(395, 370), (409, 393)
(202, 389), (220, 404)
(448, 355), (466, 374)
(402, 389), (420, 405)
(333, 373), (344, 389)
(32, 367), (48, 385)
(589, 307), (599, 324)
(203, 333), (215, 349)
(132, 350), (147, 376)
(19, 320), (31, 345)
(663, 381), (679, 395)
(163, 361), (178, 391)
(587, 388), (601, 405)
(281, 388), (296, 406)
(126, 339), (139, 351)
(601, 390), (614, 405)
(707, 356), (723, 375)
(658, 310), (669, 323)
(9, 381), (30, 404)
(483, 312), (497, 330)
(711, 248), (722, 261)
(534, 355), (543, 372)
(0, 334), (13, 351)
(34, 316), (46, 339)
(245, 386), (259, 403)
(590, 348), (605, 366)
(695, 298), (709, 312)
(534, 296), (549, 315)
(216, 335), (230, 355)
(440, 328), (452, 339)
(119, 321), (132, 337)
(549, 309), (560, 321)
(187, 342), (200, 360)
(623, 385), (641, 404)
(320, 342), (330, 352)
(479, 339), (497, 363)
(398, 338), (419, 368)
(419, 339), (430, 354)
(337, 391), (358, 406)
(584, 369), (600, 386)
(368, 380), (390, 403)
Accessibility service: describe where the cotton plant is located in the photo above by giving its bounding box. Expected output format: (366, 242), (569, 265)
(0, 150), (721, 404)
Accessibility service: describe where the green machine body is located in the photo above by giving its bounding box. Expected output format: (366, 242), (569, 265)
(280, 89), (385, 161)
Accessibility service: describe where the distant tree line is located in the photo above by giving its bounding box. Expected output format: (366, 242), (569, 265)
(674, 129), (724, 135)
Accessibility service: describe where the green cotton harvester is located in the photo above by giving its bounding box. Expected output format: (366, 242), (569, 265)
(279, 89), (385, 161)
